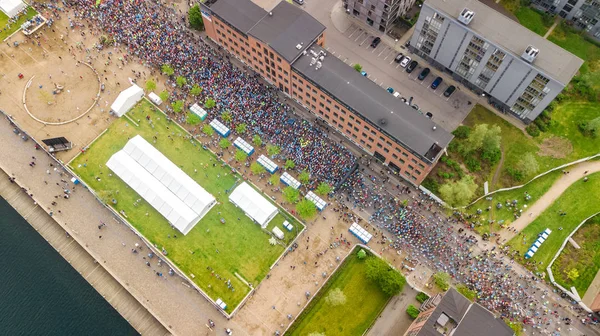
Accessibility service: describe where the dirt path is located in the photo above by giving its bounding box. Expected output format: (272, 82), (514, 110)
(499, 160), (600, 242)
(490, 146), (505, 191)
(544, 17), (561, 39)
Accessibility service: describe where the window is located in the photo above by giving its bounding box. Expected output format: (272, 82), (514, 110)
(398, 158), (405, 164)
(366, 144), (372, 149)
(347, 122), (353, 127)
(408, 165), (414, 170)
(402, 152), (408, 157)
(333, 112), (339, 117)
(377, 143), (383, 148)
(319, 102), (325, 108)
(277, 57), (282, 63)
(383, 148), (389, 153)
(360, 139), (366, 145)
(379, 136), (385, 142)
(353, 127), (359, 132)
(362, 132), (367, 137)
(350, 115), (355, 120)
(340, 117), (345, 122)
(325, 107), (330, 112)
(418, 163), (425, 169)
(326, 99), (332, 104)
(334, 105), (340, 110)
(368, 137), (374, 142)
(415, 170), (421, 175)
(320, 95), (325, 100)
(411, 159), (418, 164)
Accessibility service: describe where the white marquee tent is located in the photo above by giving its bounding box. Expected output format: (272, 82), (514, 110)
(229, 182), (278, 228)
(111, 84), (144, 117)
(0, 0), (25, 18)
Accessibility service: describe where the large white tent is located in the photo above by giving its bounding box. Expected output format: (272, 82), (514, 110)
(107, 136), (216, 235)
(110, 84), (144, 117)
(0, 0), (26, 18)
(229, 182), (278, 228)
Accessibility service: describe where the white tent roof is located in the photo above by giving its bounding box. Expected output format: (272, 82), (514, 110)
(0, 0), (25, 18)
(111, 84), (144, 117)
(229, 182), (278, 228)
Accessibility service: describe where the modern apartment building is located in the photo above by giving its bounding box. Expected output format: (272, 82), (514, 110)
(342, 0), (416, 32)
(200, 0), (453, 185)
(531, 0), (600, 40)
(409, 0), (583, 123)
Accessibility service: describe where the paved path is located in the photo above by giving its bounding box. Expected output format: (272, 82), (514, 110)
(0, 171), (170, 336)
(499, 160), (600, 242)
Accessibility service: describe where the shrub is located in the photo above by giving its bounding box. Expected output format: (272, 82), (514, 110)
(506, 167), (524, 182)
(534, 118), (549, 132)
(526, 124), (541, 137)
(353, 63), (362, 72)
(452, 125), (471, 139)
(433, 272), (450, 291)
(464, 154), (481, 172)
(406, 305), (420, 319)
(357, 249), (367, 259)
(422, 177), (439, 193)
(482, 148), (501, 165)
(416, 292), (430, 303)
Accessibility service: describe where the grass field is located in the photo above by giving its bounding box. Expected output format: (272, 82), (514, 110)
(514, 7), (552, 36)
(70, 100), (302, 312)
(0, 7), (38, 41)
(507, 172), (600, 273)
(286, 250), (391, 336)
(552, 215), (600, 297)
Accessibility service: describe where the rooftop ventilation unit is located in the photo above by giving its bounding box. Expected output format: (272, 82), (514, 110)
(309, 57), (317, 66)
(521, 45), (539, 63)
(378, 118), (387, 126)
(458, 8), (475, 25)
(296, 44), (303, 50)
(315, 61), (322, 70)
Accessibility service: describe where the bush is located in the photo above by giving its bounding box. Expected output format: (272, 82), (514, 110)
(464, 154), (481, 172)
(357, 249), (367, 259)
(433, 272), (450, 291)
(406, 305), (420, 319)
(534, 118), (549, 132)
(422, 177), (439, 193)
(353, 63), (362, 72)
(416, 292), (430, 303)
(526, 124), (541, 137)
(482, 147), (501, 165)
(506, 167), (524, 182)
(452, 125), (471, 139)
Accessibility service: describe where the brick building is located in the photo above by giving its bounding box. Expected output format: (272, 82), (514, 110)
(200, 0), (452, 185)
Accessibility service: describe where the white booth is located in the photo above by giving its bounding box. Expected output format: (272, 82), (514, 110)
(111, 84), (144, 117)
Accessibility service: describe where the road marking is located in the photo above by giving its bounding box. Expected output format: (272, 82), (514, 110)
(396, 63), (401, 68)
(377, 47), (387, 57)
(359, 35), (369, 46)
(348, 27), (360, 38)
(371, 46), (377, 53)
(354, 32), (365, 42)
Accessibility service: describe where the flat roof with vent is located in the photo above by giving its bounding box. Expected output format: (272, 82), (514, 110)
(292, 45), (453, 163)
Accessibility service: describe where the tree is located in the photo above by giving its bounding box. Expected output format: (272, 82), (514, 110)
(250, 162), (265, 175)
(316, 182), (332, 196)
(145, 79), (156, 92)
(234, 149), (248, 162)
(325, 288), (347, 306)
(580, 116), (600, 137)
(269, 174), (280, 186)
(219, 138), (231, 149)
(283, 186), (300, 203)
(221, 111), (232, 123)
(296, 199), (317, 219)
(186, 112), (201, 125)
(235, 123), (247, 134)
(159, 90), (169, 102)
(567, 268), (580, 281)
(406, 305), (420, 319)
(267, 144), (281, 156)
(456, 284), (477, 301)
(188, 4), (204, 30)
(298, 170), (310, 184)
(365, 256), (406, 296)
(452, 125), (470, 139)
(176, 76), (187, 88)
(252, 134), (263, 147)
(202, 124), (214, 136)
(357, 249), (367, 259)
(433, 272), (450, 291)
(353, 63), (362, 72)
(465, 124), (501, 153)
(190, 84), (202, 96)
(284, 159), (296, 170)
(439, 175), (478, 207)
(482, 124), (502, 154)
(517, 153), (539, 177)
(161, 64), (174, 76)
(205, 98), (216, 109)
(171, 100), (184, 113)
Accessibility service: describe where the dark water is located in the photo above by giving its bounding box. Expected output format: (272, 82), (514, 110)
(0, 197), (138, 336)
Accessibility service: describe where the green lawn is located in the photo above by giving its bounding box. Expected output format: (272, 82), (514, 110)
(286, 250), (391, 336)
(514, 7), (552, 36)
(70, 100), (302, 312)
(507, 172), (600, 273)
(552, 215), (600, 297)
(0, 7), (38, 41)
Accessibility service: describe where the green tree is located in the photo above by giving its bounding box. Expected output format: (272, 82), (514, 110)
(159, 90), (169, 102)
(353, 63), (362, 72)
(567, 268), (580, 281)
(186, 112), (201, 125)
(298, 170), (310, 184)
(433, 272), (451, 291)
(202, 124), (214, 136)
(190, 84), (202, 96)
(188, 4), (204, 30)
(252, 134), (263, 147)
(284, 159), (296, 170)
(283, 186), (300, 203)
(269, 174), (280, 186)
(234, 149), (248, 162)
(456, 284), (477, 301)
(176, 76), (187, 88)
(357, 249), (367, 259)
(145, 79), (156, 92)
(517, 153), (539, 177)
(250, 162), (266, 175)
(365, 256), (406, 296)
(316, 182), (332, 196)
(171, 100), (184, 113)
(439, 175), (478, 207)
(235, 123), (247, 134)
(296, 199), (317, 219)
(406, 305), (420, 319)
(325, 288), (347, 306)
(161, 64), (174, 76)
(452, 125), (470, 139)
(219, 138), (231, 149)
(465, 124), (501, 153)
(267, 144), (281, 156)
(580, 116), (600, 137)
(221, 111), (232, 123)
(205, 98), (216, 109)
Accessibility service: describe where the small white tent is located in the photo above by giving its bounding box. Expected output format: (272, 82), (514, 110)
(148, 92), (162, 105)
(229, 182), (278, 228)
(111, 84), (144, 117)
(0, 0), (26, 18)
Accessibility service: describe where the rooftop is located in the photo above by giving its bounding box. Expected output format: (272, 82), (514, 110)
(206, 0), (267, 34)
(292, 45), (453, 162)
(425, 0), (583, 85)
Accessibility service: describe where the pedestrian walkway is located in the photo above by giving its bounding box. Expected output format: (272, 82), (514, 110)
(544, 17), (561, 39)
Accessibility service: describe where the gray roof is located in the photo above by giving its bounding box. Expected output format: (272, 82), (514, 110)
(292, 46), (453, 162)
(425, 0), (583, 85)
(208, 0), (267, 33)
(249, 1), (325, 62)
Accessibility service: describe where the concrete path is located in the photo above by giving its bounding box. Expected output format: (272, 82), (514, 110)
(499, 160), (600, 242)
(544, 17), (561, 39)
(366, 286), (419, 336)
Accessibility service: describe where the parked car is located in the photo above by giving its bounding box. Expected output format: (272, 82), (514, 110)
(393, 92), (401, 98)
(425, 112), (433, 119)
(431, 76), (443, 89)
(411, 104), (419, 110)
(394, 53), (404, 63)
(293, 0), (304, 4)
(406, 60), (418, 73)
(443, 85), (456, 97)
(418, 68), (430, 80)
(387, 87), (394, 94)
(370, 37), (381, 48)
(361, 71), (368, 77)
(400, 56), (411, 68)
